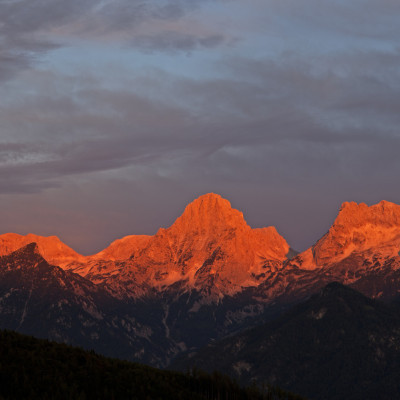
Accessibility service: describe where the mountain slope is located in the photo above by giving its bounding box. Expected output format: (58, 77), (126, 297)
(173, 283), (400, 400)
(68, 235), (152, 285)
(0, 242), (290, 367)
(0, 243), (176, 365)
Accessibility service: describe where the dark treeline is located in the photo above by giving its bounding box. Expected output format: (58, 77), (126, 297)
(0, 330), (305, 400)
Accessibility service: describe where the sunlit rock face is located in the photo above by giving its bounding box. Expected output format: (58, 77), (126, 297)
(290, 200), (400, 272)
(90, 235), (152, 261)
(68, 235), (152, 285)
(0, 233), (86, 267)
(102, 193), (290, 297)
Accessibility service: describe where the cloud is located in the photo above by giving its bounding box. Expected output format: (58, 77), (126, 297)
(0, 0), (231, 83)
(129, 32), (227, 53)
(1, 43), (400, 199)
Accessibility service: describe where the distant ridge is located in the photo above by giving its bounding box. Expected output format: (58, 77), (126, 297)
(174, 282), (400, 400)
(0, 232), (85, 267)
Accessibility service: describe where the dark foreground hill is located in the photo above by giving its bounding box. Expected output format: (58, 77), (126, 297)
(173, 283), (400, 400)
(0, 329), (305, 400)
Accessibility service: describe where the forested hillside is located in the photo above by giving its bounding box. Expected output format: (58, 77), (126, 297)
(0, 330), (305, 400)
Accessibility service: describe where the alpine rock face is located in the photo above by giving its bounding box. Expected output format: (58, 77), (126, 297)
(283, 200), (400, 301)
(0, 194), (400, 367)
(97, 193), (291, 299)
(0, 233), (86, 267)
(293, 200), (400, 269)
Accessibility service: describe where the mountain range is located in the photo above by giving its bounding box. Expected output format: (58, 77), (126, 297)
(0, 193), (400, 369)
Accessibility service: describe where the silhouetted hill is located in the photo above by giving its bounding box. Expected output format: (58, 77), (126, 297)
(0, 329), (305, 400)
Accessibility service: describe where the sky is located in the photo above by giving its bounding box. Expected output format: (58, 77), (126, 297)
(1, 0), (400, 255)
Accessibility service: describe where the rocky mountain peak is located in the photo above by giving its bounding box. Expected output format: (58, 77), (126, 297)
(169, 193), (249, 236)
(109, 193), (290, 296)
(0, 242), (45, 268)
(335, 200), (400, 230)
(159, 193), (289, 261)
(294, 200), (400, 269)
(12, 242), (41, 258)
